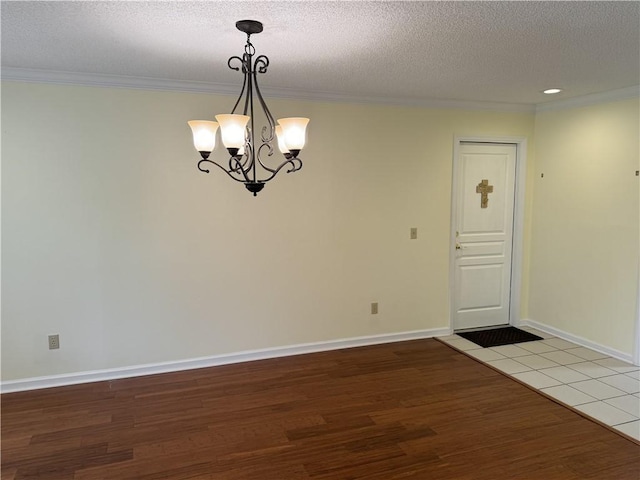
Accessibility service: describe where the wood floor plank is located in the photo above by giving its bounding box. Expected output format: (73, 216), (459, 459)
(2, 339), (638, 479)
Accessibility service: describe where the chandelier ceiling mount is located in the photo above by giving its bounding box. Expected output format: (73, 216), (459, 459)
(235, 19), (263, 35)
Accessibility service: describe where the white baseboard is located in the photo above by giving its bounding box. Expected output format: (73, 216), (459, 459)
(1, 327), (450, 393)
(520, 319), (635, 365)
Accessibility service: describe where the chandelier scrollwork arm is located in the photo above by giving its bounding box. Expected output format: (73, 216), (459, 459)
(254, 54), (269, 74)
(228, 156), (249, 175)
(227, 56), (244, 72)
(197, 158), (212, 174)
(228, 143), (252, 175)
(258, 157), (303, 183)
(197, 158), (248, 183)
(253, 69), (276, 143)
(287, 157), (303, 173)
(229, 58), (248, 114)
(256, 142), (276, 173)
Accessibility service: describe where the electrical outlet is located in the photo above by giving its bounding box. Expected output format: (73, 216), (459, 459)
(48, 334), (60, 350)
(410, 227), (418, 240)
(371, 302), (378, 315)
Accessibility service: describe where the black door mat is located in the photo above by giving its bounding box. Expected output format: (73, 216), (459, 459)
(457, 327), (543, 348)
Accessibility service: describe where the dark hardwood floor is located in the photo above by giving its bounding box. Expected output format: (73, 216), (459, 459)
(2, 339), (638, 479)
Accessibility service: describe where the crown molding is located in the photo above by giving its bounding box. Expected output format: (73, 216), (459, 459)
(1, 67), (534, 113)
(1, 67), (241, 96)
(283, 88), (534, 112)
(4, 68), (636, 113)
(535, 85), (640, 112)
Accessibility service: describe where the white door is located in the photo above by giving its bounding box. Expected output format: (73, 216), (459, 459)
(453, 143), (517, 330)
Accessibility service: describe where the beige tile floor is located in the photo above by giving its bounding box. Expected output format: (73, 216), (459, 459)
(438, 327), (640, 442)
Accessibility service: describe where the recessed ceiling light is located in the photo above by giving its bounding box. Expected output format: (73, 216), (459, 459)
(543, 88), (563, 94)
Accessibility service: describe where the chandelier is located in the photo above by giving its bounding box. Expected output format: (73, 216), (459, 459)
(188, 20), (310, 196)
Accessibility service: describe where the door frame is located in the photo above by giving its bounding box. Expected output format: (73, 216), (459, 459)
(449, 136), (528, 331)
(634, 262), (640, 366)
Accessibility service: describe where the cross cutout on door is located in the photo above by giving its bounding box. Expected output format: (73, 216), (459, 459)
(476, 179), (493, 208)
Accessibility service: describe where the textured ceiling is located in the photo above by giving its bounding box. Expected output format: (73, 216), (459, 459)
(2, 1), (639, 106)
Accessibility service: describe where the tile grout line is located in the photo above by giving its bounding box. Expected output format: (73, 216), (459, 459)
(434, 336), (640, 445)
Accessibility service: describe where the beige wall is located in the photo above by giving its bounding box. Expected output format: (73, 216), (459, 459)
(528, 98), (639, 355)
(1, 81), (536, 381)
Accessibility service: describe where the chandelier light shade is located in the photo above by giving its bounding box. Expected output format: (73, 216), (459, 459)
(275, 125), (288, 154)
(187, 121), (219, 153)
(188, 20), (310, 196)
(276, 117), (310, 152)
